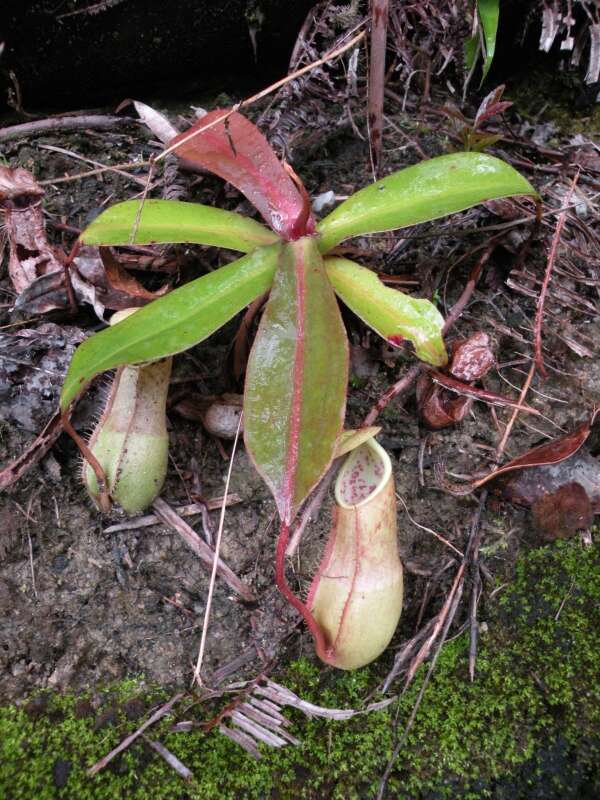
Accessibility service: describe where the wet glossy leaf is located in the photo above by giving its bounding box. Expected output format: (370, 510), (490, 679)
(325, 257), (447, 366)
(478, 0), (500, 82)
(317, 153), (537, 252)
(169, 110), (313, 239)
(244, 237), (348, 523)
(81, 199), (278, 252)
(60, 244), (280, 409)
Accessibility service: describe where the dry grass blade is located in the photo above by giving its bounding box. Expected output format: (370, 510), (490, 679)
(405, 561), (466, 686)
(368, 0), (390, 176)
(0, 409), (65, 491)
(143, 736), (193, 781)
(88, 693), (183, 776)
(219, 724), (262, 758)
(255, 679), (396, 720)
(534, 172), (579, 377)
(192, 414), (244, 686)
(229, 710), (290, 748)
(0, 115), (130, 143)
(103, 495), (242, 533)
(158, 29), (366, 162)
(152, 496), (253, 601)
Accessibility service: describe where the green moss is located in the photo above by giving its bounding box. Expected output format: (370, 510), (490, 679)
(1, 541), (599, 798)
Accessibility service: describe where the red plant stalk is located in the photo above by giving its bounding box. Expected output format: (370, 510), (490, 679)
(275, 521), (330, 661)
(368, 0), (390, 176)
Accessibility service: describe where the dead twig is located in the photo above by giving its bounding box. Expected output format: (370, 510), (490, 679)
(0, 115), (133, 143)
(368, 0), (390, 176)
(192, 414), (244, 686)
(88, 693), (184, 776)
(142, 736), (193, 781)
(534, 172), (579, 377)
(0, 410), (65, 491)
(157, 29), (366, 162)
(362, 363), (422, 427)
(152, 496), (254, 602)
(102, 495), (242, 533)
(376, 563), (465, 800)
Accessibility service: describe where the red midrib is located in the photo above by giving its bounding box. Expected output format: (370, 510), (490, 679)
(281, 240), (305, 524)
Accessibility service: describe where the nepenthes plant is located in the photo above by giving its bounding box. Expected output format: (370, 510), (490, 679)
(60, 108), (537, 667)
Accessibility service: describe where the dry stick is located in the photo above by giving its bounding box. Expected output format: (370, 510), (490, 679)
(0, 115), (132, 143)
(192, 414), (244, 687)
(142, 736), (193, 782)
(36, 30), (365, 188)
(533, 172), (579, 377)
(129, 156), (156, 244)
(0, 410), (64, 491)
(87, 693), (184, 776)
(465, 490), (488, 682)
(363, 362), (422, 427)
(379, 492), (486, 795)
(156, 28), (366, 162)
(153, 496), (254, 602)
(38, 143), (152, 187)
(39, 158), (152, 187)
(104, 495), (242, 533)
(367, 0), (390, 176)
(376, 563), (466, 800)
(404, 560), (467, 686)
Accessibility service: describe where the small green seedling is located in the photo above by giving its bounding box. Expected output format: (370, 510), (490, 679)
(61, 109), (536, 666)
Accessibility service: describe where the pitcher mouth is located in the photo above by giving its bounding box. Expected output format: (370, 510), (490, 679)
(334, 437), (391, 509)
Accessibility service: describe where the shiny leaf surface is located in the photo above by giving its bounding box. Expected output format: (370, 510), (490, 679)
(325, 257), (447, 366)
(478, 0), (500, 82)
(61, 244), (281, 409)
(317, 153), (537, 252)
(81, 199), (278, 251)
(169, 110), (313, 239)
(244, 237), (348, 523)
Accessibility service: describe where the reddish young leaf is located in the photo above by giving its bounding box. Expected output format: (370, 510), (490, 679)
(244, 236), (348, 524)
(474, 418), (593, 489)
(169, 110), (314, 240)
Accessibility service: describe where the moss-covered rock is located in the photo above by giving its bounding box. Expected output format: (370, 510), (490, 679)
(1, 540), (599, 798)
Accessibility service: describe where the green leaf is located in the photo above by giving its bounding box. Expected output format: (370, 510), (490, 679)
(60, 244), (281, 409)
(317, 152), (538, 252)
(478, 0), (500, 82)
(244, 237), (348, 523)
(81, 199), (279, 252)
(325, 257), (447, 366)
(464, 34), (479, 71)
